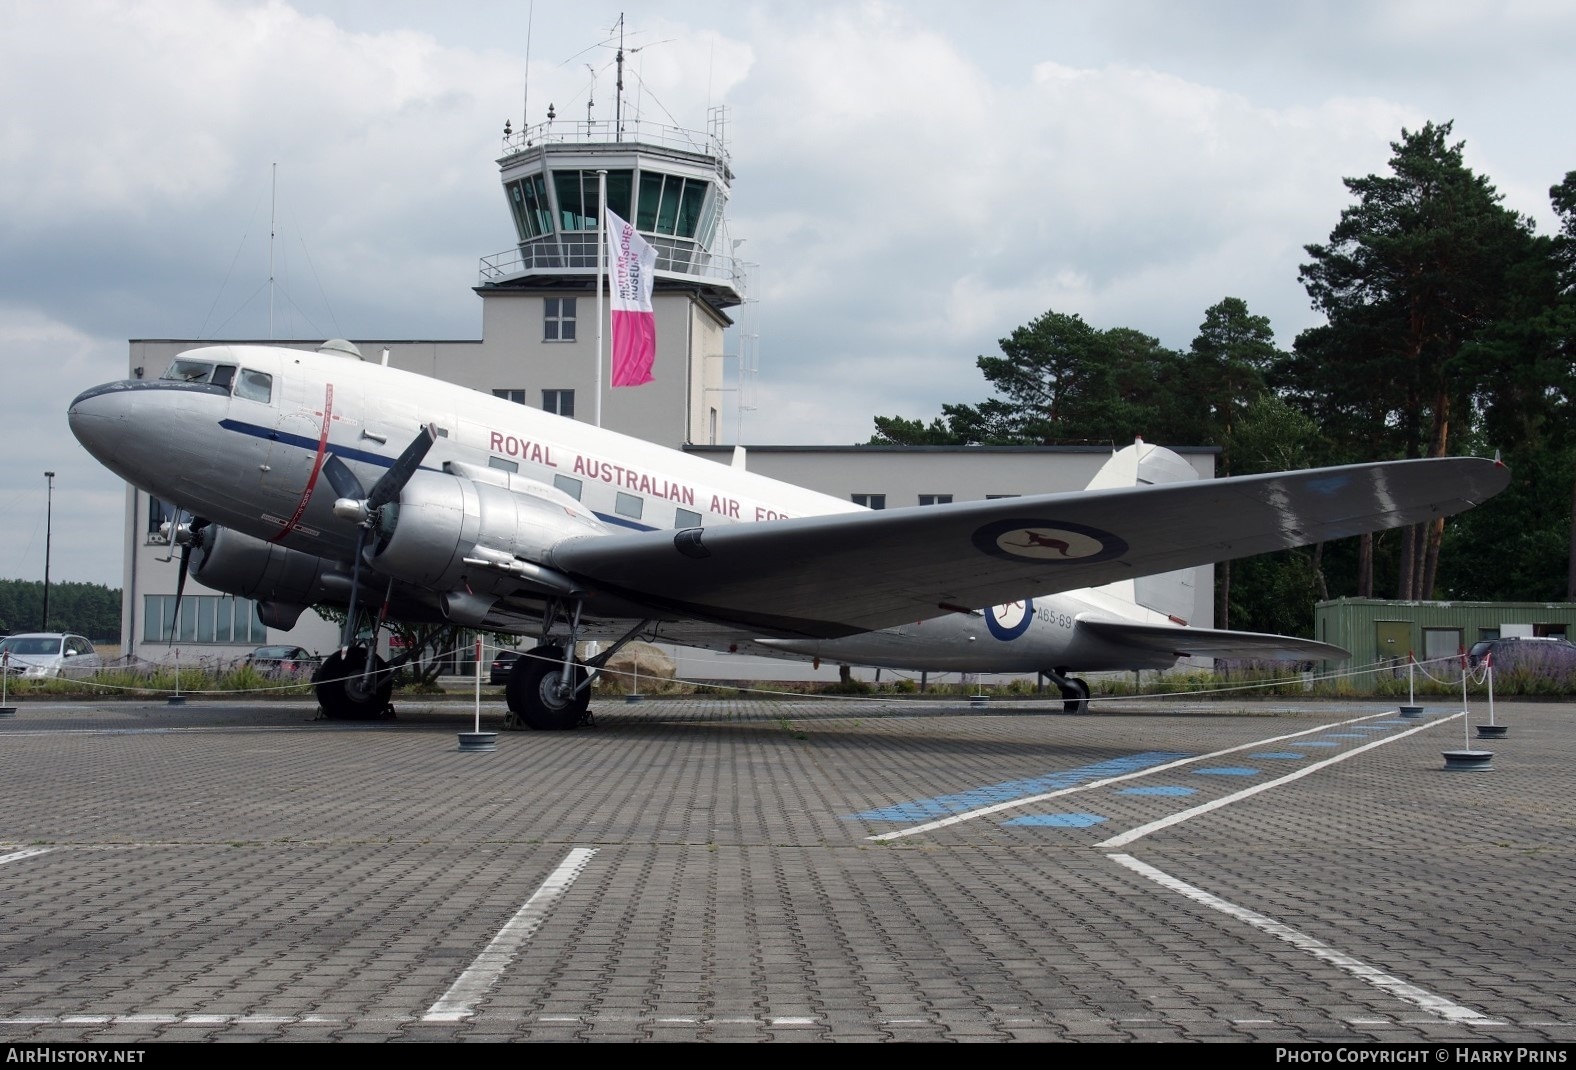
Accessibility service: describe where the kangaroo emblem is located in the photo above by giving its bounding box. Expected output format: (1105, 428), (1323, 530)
(1010, 531), (1072, 556)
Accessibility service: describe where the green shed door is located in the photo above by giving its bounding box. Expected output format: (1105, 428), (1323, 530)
(1375, 621), (1412, 666)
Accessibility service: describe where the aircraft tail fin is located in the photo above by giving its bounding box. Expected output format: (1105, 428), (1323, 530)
(1088, 439), (1199, 624)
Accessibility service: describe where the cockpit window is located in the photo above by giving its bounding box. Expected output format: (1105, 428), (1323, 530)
(161, 360), (240, 387)
(234, 369), (273, 403)
(162, 359), (216, 382)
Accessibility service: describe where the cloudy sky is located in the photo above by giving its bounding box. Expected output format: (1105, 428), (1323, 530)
(3, 0), (1573, 588)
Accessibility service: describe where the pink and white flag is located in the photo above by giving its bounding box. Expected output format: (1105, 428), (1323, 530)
(606, 208), (657, 386)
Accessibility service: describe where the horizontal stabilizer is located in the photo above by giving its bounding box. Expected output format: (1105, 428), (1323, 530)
(1077, 618), (1349, 662)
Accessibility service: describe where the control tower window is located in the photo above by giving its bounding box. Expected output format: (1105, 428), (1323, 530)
(507, 174), (552, 240)
(638, 173), (709, 238)
(553, 169), (633, 232)
(544, 297), (576, 341)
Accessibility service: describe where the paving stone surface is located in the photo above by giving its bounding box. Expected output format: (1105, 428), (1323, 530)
(0, 693), (1571, 1043)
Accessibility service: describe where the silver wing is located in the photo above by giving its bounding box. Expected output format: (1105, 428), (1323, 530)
(547, 456), (1508, 638)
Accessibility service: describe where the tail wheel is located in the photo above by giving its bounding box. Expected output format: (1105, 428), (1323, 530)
(313, 648), (395, 720)
(506, 645), (589, 731)
(1061, 676), (1090, 714)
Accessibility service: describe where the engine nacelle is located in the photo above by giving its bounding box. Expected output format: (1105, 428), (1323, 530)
(189, 526), (349, 608)
(367, 469), (605, 594)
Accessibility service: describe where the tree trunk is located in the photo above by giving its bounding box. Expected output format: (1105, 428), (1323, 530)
(1358, 533), (1374, 598)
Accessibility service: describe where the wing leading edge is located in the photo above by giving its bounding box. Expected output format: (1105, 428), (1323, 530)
(546, 455), (1509, 639)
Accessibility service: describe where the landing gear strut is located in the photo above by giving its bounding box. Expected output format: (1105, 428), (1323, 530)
(313, 648), (395, 720)
(1047, 670), (1090, 714)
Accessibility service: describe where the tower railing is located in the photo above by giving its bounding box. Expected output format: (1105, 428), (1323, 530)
(501, 119), (727, 168)
(479, 237), (745, 294)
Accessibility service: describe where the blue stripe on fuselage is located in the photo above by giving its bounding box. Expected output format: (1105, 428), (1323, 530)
(216, 417), (658, 533)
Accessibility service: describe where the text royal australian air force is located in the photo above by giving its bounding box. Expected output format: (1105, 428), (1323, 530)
(486, 428), (797, 522)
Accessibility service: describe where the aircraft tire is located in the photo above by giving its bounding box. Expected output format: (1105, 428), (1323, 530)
(313, 649), (394, 721)
(506, 645), (588, 731)
(1062, 676), (1090, 714)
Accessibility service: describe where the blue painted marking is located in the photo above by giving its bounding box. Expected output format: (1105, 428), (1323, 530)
(849, 751), (1188, 822)
(1374, 720), (1410, 726)
(1004, 813), (1107, 828)
(219, 419), (393, 468)
(1351, 726), (1393, 732)
(1302, 741), (1339, 747)
(1118, 786), (1196, 797)
(1327, 733), (1366, 738)
(219, 418), (660, 532)
(1195, 767), (1260, 776)
(1249, 752), (1306, 760)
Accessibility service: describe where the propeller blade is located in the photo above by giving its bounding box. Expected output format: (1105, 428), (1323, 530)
(341, 525), (368, 656)
(366, 424), (438, 512)
(322, 454), (365, 501)
(168, 516), (208, 647)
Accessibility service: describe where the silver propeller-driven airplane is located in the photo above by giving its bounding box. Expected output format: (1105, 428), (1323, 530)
(69, 341), (1509, 726)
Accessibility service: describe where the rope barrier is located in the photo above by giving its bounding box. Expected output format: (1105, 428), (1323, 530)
(0, 643), (1515, 705)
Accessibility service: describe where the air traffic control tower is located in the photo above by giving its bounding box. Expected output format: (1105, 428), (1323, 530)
(475, 106), (748, 447)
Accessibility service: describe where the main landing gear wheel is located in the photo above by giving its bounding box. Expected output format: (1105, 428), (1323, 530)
(505, 645), (590, 731)
(313, 648), (395, 721)
(1058, 676), (1090, 714)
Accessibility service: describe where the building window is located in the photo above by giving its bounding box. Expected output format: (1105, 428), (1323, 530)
(918, 494), (953, 506)
(851, 494), (886, 510)
(985, 494), (1020, 500)
(615, 492), (643, 520)
(542, 389), (575, 417)
(675, 507), (702, 528)
(143, 594), (268, 644)
(545, 297), (576, 341)
(147, 496), (177, 542)
(493, 389), (527, 404)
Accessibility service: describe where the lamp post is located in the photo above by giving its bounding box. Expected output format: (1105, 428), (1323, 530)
(42, 471), (54, 631)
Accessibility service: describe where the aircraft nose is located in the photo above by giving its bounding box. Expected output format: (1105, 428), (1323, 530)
(68, 380), (135, 465)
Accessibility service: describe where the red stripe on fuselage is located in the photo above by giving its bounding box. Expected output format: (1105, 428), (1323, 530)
(269, 383), (334, 543)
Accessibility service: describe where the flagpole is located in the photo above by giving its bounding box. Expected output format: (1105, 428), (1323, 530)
(594, 168), (607, 428)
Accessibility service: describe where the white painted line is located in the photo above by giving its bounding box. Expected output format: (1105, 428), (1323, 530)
(0, 847), (53, 865)
(423, 847), (597, 1022)
(1107, 853), (1497, 1024)
(1095, 714), (1460, 849)
(868, 709), (1408, 841)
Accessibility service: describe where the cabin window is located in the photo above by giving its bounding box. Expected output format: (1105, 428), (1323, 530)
(542, 389), (575, 417)
(918, 494), (953, 506)
(493, 389), (527, 404)
(488, 456), (519, 474)
(675, 507), (702, 528)
(615, 492), (643, 520)
(544, 297), (576, 341)
(851, 494), (886, 510)
(234, 369), (273, 403)
(553, 474), (583, 500)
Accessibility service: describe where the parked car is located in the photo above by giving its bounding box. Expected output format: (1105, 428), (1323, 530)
(244, 645), (320, 677)
(1467, 636), (1576, 672)
(489, 649), (523, 684)
(0, 633), (102, 678)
